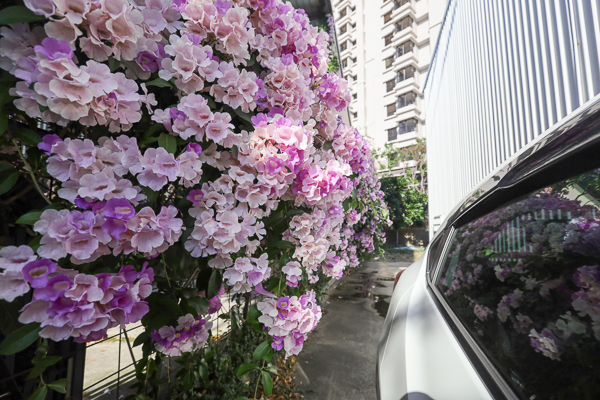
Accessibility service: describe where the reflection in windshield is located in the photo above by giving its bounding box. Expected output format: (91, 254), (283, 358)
(438, 169), (600, 399)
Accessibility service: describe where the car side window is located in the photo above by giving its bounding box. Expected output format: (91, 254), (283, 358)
(435, 167), (600, 399)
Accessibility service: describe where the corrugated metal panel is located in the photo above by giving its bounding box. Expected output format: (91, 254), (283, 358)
(425, 0), (600, 236)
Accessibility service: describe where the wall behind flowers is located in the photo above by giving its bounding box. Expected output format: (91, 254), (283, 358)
(0, 0), (391, 398)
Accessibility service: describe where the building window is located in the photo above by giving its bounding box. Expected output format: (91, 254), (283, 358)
(384, 33), (393, 46)
(397, 91), (416, 108)
(386, 103), (396, 116)
(384, 11), (392, 23)
(386, 79), (395, 92)
(340, 41), (347, 52)
(393, 0), (410, 9)
(385, 55), (394, 69)
(340, 7), (346, 18)
(395, 16), (413, 33)
(352, 111), (358, 119)
(352, 93), (357, 99)
(340, 24), (347, 34)
(387, 127), (397, 141)
(351, 39), (356, 46)
(351, 57), (357, 64)
(396, 66), (415, 83)
(396, 40), (414, 57)
(341, 58), (348, 69)
(398, 118), (416, 135)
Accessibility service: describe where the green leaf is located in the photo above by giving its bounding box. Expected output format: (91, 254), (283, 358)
(16, 128), (42, 146)
(133, 331), (150, 348)
(236, 363), (258, 377)
(207, 269), (222, 299)
(261, 370), (273, 396)
(265, 364), (278, 375)
(186, 296), (209, 314)
(204, 346), (214, 363)
(0, 323), (41, 355)
(0, 88), (14, 107)
(198, 359), (209, 382)
(234, 398), (249, 400)
(16, 211), (43, 225)
(233, 107), (253, 123)
(27, 385), (47, 400)
(32, 355), (61, 368)
(0, 169), (19, 195)
(28, 236), (41, 252)
(265, 348), (273, 363)
(0, 109), (7, 135)
(252, 341), (271, 361)
(108, 57), (120, 72)
(271, 240), (294, 249)
(0, 6), (45, 25)
(158, 132), (177, 154)
(47, 378), (68, 394)
(247, 304), (260, 323)
(142, 187), (159, 203)
(146, 78), (174, 88)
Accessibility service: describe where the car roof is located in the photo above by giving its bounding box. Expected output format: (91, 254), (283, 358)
(435, 94), (600, 236)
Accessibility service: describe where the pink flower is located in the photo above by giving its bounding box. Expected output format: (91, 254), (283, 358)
(0, 271), (31, 302)
(0, 245), (37, 272)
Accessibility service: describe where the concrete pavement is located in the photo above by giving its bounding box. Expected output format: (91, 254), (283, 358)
(295, 261), (410, 400)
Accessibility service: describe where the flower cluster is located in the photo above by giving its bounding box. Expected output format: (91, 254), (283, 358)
(0, 245), (153, 342)
(151, 313), (212, 356)
(257, 290), (322, 358)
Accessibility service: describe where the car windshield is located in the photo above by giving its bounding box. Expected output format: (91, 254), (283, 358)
(436, 166), (600, 400)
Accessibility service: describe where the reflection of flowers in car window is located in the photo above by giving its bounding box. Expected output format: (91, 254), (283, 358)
(437, 169), (600, 398)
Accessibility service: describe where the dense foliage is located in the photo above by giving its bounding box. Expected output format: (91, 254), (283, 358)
(0, 0), (390, 398)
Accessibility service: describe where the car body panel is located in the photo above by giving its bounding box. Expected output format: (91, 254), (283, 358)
(378, 249), (492, 400)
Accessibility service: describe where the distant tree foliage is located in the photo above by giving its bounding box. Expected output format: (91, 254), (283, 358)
(376, 138), (428, 229)
(380, 175), (428, 229)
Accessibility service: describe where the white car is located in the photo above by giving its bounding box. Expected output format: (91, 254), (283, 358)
(377, 99), (600, 400)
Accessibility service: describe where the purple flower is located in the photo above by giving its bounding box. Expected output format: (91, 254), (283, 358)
(215, 0), (231, 14)
(169, 107), (187, 121)
(272, 336), (285, 351)
(137, 51), (159, 73)
(103, 198), (135, 220)
(251, 113), (269, 127)
(33, 274), (73, 301)
(74, 196), (95, 210)
(187, 189), (205, 205)
(22, 259), (57, 288)
(38, 134), (61, 155)
(186, 143), (203, 155)
(268, 107), (285, 117)
(266, 157), (285, 174)
(34, 37), (73, 60)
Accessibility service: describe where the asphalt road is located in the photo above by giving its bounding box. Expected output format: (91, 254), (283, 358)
(295, 261), (411, 400)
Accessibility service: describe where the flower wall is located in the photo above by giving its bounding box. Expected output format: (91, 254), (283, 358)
(0, 0), (390, 397)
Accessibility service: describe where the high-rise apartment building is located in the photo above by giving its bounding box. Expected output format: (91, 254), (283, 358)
(332, 0), (446, 171)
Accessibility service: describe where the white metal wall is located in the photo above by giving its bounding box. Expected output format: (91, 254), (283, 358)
(425, 0), (600, 236)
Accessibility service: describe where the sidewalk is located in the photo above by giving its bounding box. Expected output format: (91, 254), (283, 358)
(294, 261), (410, 400)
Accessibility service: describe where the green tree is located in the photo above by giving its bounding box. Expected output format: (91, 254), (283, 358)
(375, 138), (428, 229)
(380, 175), (428, 229)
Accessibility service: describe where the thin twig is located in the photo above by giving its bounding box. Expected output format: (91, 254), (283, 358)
(1, 185), (33, 205)
(11, 139), (51, 204)
(182, 267), (199, 288)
